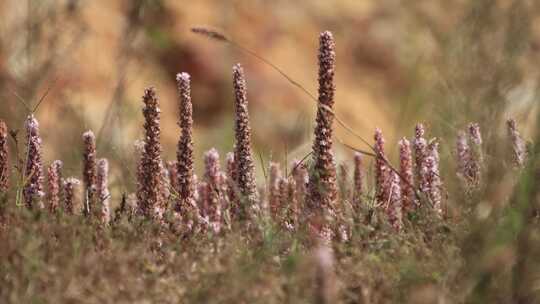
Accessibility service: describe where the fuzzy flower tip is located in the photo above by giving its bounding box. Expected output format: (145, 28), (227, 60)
(23, 115), (45, 209)
(398, 138), (415, 212)
(82, 130), (97, 216)
(47, 160), (63, 213)
(96, 158), (111, 225)
(137, 87), (165, 219)
(233, 64), (259, 218)
(507, 119), (527, 168)
(63, 177), (80, 215)
(0, 120), (8, 193)
(176, 72), (196, 214)
(307, 31), (338, 216)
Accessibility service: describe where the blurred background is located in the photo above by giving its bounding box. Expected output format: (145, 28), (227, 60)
(0, 0), (539, 195)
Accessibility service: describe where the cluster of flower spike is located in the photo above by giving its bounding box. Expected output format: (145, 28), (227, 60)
(0, 30), (531, 241)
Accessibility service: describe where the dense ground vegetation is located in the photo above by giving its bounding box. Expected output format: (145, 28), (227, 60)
(1, 1), (540, 303)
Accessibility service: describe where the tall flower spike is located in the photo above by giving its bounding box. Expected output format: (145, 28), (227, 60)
(467, 123), (482, 189)
(374, 128), (389, 205)
(204, 148), (222, 233)
(46, 160), (63, 213)
(424, 141), (443, 216)
(268, 162), (282, 220)
(398, 138), (415, 212)
(283, 177), (299, 231)
(175, 72), (196, 215)
(218, 171), (232, 231)
(82, 130), (97, 216)
(338, 163), (350, 202)
(352, 153), (364, 212)
(225, 152), (239, 217)
(292, 160), (309, 216)
(137, 87), (165, 219)
(0, 120), (8, 194)
(160, 161), (171, 201)
(232, 64), (259, 219)
(63, 177), (80, 215)
(413, 123), (427, 190)
(307, 31), (338, 216)
(96, 159), (111, 225)
(166, 160), (179, 196)
(387, 172), (403, 231)
(23, 115), (45, 209)
(456, 131), (470, 179)
(507, 119), (527, 168)
(277, 177), (289, 226)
